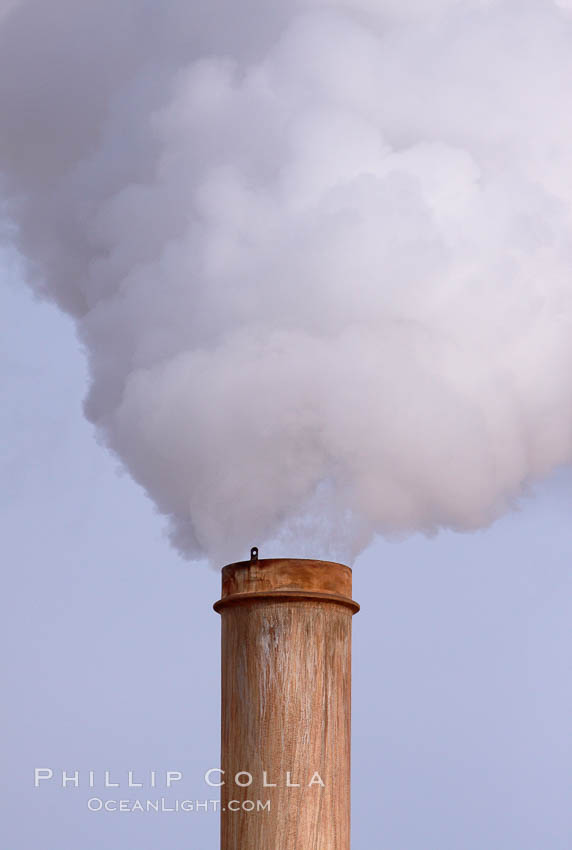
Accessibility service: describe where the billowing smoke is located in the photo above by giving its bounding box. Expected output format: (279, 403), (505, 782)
(2, 0), (572, 564)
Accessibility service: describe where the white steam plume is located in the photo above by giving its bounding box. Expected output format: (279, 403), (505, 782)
(2, 0), (572, 564)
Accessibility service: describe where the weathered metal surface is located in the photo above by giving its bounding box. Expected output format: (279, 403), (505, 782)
(218, 557), (356, 601)
(215, 557), (358, 850)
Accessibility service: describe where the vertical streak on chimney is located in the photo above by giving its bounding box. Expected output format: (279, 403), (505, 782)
(214, 557), (359, 849)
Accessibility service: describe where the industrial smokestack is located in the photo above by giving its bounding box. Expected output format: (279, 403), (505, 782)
(214, 551), (359, 849)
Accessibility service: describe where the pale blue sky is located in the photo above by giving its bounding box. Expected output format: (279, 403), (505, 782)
(2, 273), (571, 848)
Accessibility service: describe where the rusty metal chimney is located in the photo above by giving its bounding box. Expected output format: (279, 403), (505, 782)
(214, 549), (359, 849)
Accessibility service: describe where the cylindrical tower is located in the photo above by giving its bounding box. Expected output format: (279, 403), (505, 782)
(214, 551), (359, 850)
